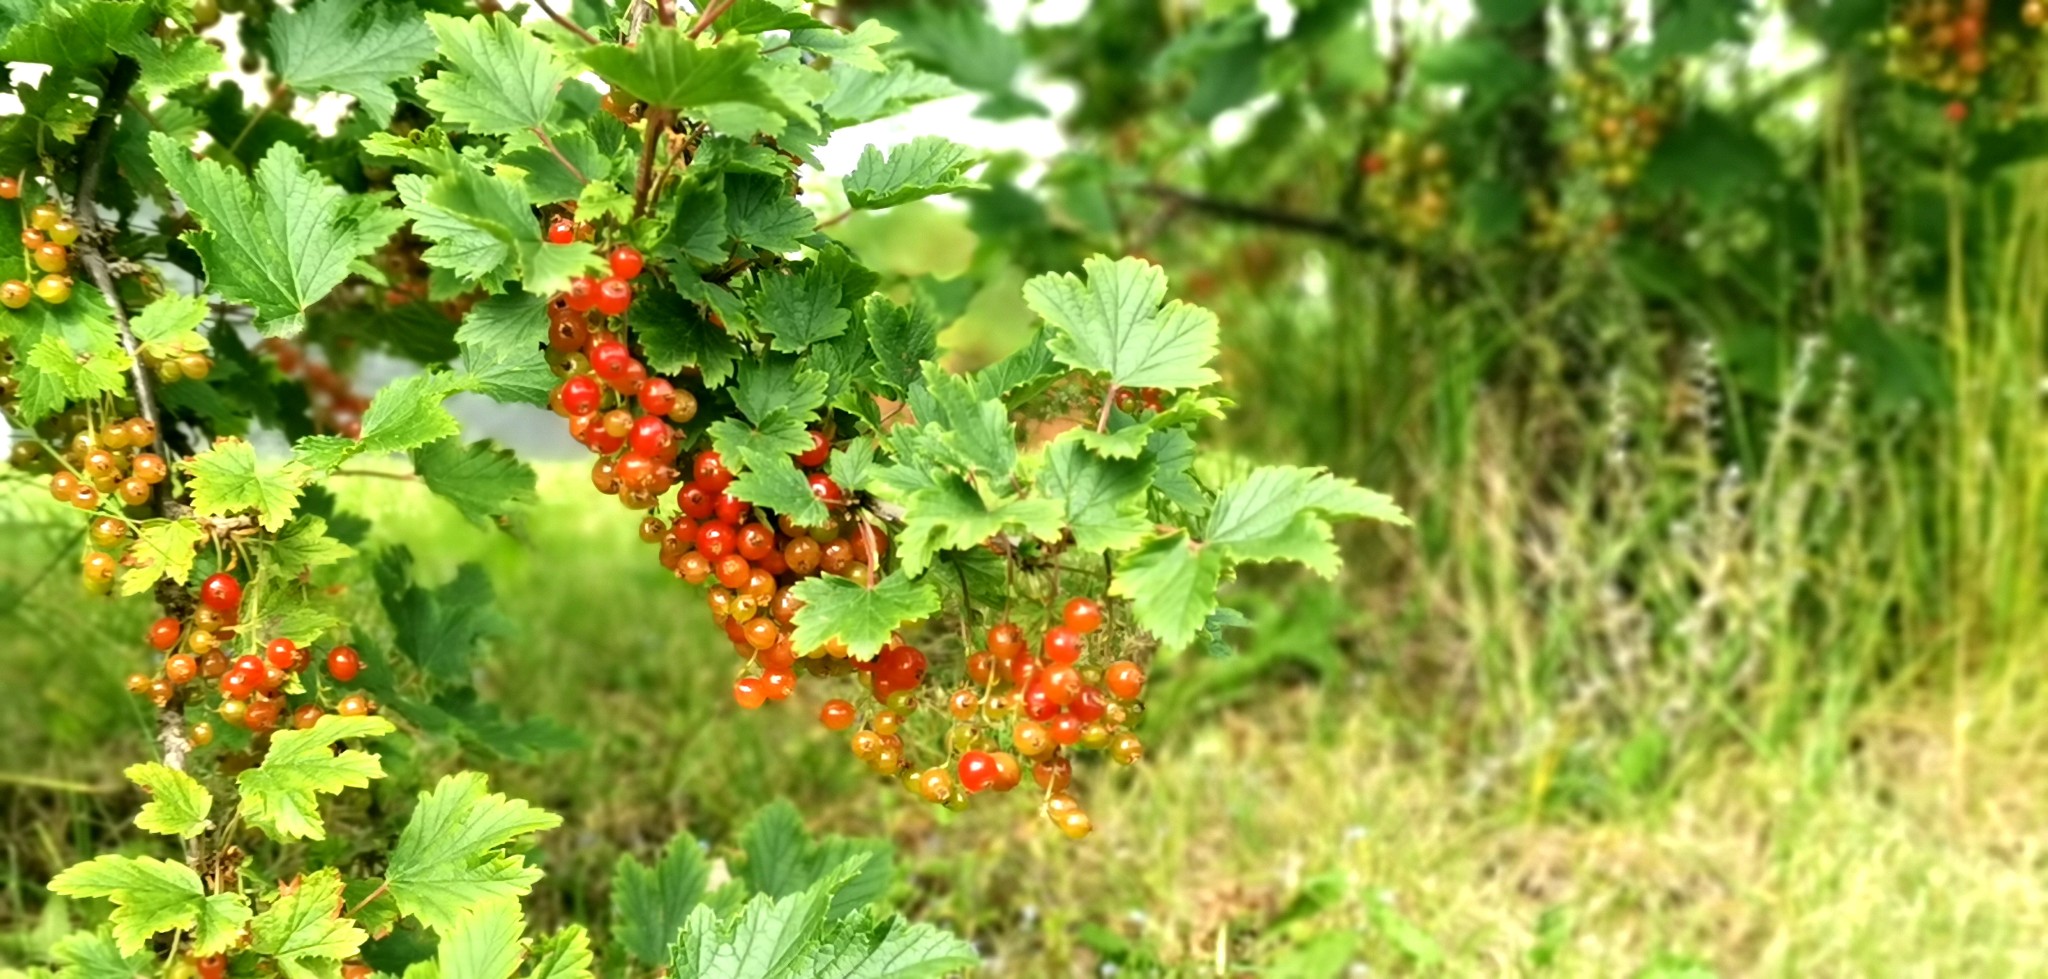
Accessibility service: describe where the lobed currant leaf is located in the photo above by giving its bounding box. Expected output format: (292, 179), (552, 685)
(887, 475), (1064, 576)
(374, 550), (510, 686)
(114, 33), (225, 100)
(432, 901), (526, 979)
(612, 835), (710, 966)
(1109, 531), (1224, 652)
(118, 518), (205, 598)
(725, 173), (818, 254)
(579, 29), (779, 113)
(527, 925), (596, 979)
(128, 293), (211, 363)
(48, 855), (252, 957)
(271, 0), (436, 124)
(1022, 254), (1222, 392)
(787, 574), (941, 661)
(454, 292), (550, 358)
(724, 446), (830, 527)
(0, 1), (153, 68)
(23, 333), (131, 420)
(49, 928), (150, 979)
(418, 13), (570, 136)
(412, 437), (539, 525)
(1204, 465), (1409, 575)
(261, 515), (358, 582)
(183, 438), (315, 533)
(149, 135), (405, 335)
(248, 868), (369, 979)
(736, 801), (894, 920)
(862, 295), (940, 395)
(123, 763), (212, 839)
(384, 772), (562, 935)
(236, 714), (395, 842)
(844, 136), (983, 209)
(1037, 435), (1157, 554)
(753, 263), (852, 353)
(790, 19), (897, 73)
(294, 372), (482, 472)
(731, 358), (829, 427)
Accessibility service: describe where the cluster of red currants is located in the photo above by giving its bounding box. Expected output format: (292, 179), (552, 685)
(259, 338), (368, 438)
(1882, 0), (2041, 115)
(126, 572), (371, 741)
(2, 187), (80, 310)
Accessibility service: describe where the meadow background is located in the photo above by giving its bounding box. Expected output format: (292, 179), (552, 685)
(12, 0), (2048, 975)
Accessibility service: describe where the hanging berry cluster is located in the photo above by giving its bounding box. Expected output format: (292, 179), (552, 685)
(19, 414), (169, 520)
(1882, 0), (2048, 120)
(124, 570), (374, 737)
(260, 338), (369, 438)
(1359, 132), (1452, 244)
(2, 185), (80, 310)
(1559, 62), (1675, 192)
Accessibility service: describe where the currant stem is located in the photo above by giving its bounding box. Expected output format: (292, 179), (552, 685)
(531, 126), (591, 185)
(686, 0), (734, 38)
(530, 0), (599, 44)
(1096, 385), (1119, 433)
(632, 109), (672, 220)
(343, 881), (390, 919)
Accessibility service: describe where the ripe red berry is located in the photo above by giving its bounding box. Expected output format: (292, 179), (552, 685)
(958, 751), (1000, 793)
(736, 522), (776, 561)
(292, 704), (326, 730)
(608, 245), (644, 279)
(794, 430), (831, 468)
(1104, 660), (1145, 700)
(1062, 597), (1103, 635)
(558, 375), (601, 417)
(988, 623), (1024, 659)
(712, 491), (750, 525)
(566, 276), (599, 311)
(590, 340), (632, 382)
(265, 637), (299, 670)
(820, 698), (857, 730)
(199, 573), (242, 614)
(547, 217), (576, 244)
(733, 676), (768, 709)
(762, 669), (796, 700)
(327, 646), (361, 683)
(715, 553), (752, 589)
(807, 473), (843, 505)
(196, 955), (227, 979)
(1070, 684), (1107, 723)
(694, 451), (733, 492)
(628, 415), (673, 457)
(1043, 626), (1083, 664)
(677, 483), (716, 519)
(637, 377), (677, 416)
(695, 520), (735, 558)
(148, 617), (182, 652)
(595, 276), (633, 316)
(221, 669), (258, 701)
(1021, 682), (1061, 721)
(1042, 664), (1082, 705)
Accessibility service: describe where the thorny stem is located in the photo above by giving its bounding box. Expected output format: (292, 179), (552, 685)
(531, 0), (599, 44)
(531, 126), (591, 185)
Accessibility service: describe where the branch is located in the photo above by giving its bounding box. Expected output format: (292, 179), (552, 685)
(632, 109), (671, 220)
(530, 0), (599, 44)
(1134, 183), (1406, 255)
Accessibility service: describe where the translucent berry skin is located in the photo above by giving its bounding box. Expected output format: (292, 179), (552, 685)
(678, 484), (715, 519)
(199, 573), (243, 614)
(820, 698), (857, 730)
(794, 430), (832, 468)
(628, 415), (673, 457)
(637, 377), (677, 416)
(694, 451), (734, 492)
(712, 492), (750, 525)
(695, 521), (736, 559)
(265, 637), (299, 669)
(326, 646), (361, 682)
(33, 275), (70, 304)
(566, 276), (599, 311)
(958, 751), (1000, 793)
(1042, 626), (1083, 665)
(595, 276), (633, 316)
(148, 617), (182, 652)
(609, 246), (645, 279)
(559, 375), (602, 416)
(733, 676), (768, 709)
(1062, 597), (1104, 634)
(0, 279), (29, 309)
(807, 473), (843, 505)
(547, 217), (576, 244)
(1104, 660), (1145, 700)
(590, 340), (632, 381)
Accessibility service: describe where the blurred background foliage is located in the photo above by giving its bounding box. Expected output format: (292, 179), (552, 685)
(16, 0), (2048, 975)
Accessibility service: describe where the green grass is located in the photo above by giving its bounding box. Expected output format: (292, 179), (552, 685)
(8, 461), (2048, 976)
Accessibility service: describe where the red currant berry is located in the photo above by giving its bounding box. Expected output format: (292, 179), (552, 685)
(637, 377), (677, 416)
(712, 491), (750, 525)
(196, 956), (227, 979)
(165, 653), (199, 685)
(820, 698), (857, 731)
(694, 450), (733, 492)
(736, 522), (776, 561)
(337, 693), (372, 716)
(988, 623), (1024, 659)
(958, 750), (999, 793)
(546, 217), (576, 244)
(608, 245), (645, 279)
(628, 415), (673, 457)
(265, 637), (299, 670)
(1042, 664), (1082, 705)
(1070, 685), (1107, 723)
(590, 340), (632, 382)
(148, 617), (182, 652)
(1008, 654), (1042, 689)
(1048, 713), (1083, 746)
(558, 375), (601, 417)
(762, 669), (796, 700)
(1043, 626), (1083, 664)
(1104, 660), (1145, 700)
(733, 676), (768, 709)
(794, 430), (831, 468)
(1062, 597), (1103, 635)
(221, 670), (258, 701)
(1021, 682), (1061, 721)
(807, 473), (843, 505)
(595, 276), (633, 316)
(199, 573), (242, 614)
(695, 520), (736, 558)
(327, 646), (361, 683)
(715, 553), (752, 590)
(292, 704), (326, 730)
(566, 276), (599, 311)
(677, 483), (716, 519)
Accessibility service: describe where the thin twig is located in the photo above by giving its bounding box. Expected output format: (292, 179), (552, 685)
(344, 881), (391, 919)
(531, 0), (599, 44)
(818, 208), (854, 229)
(632, 109), (671, 220)
(687, 0), (734, 38)
(73, 58), (162, 462)
(1135, 183), (1406, 255)
(1096, 386), (1119, 433)
(531, 126), (591, 185)
(331, 468), (419, 481)
(224, 84), (288, 161)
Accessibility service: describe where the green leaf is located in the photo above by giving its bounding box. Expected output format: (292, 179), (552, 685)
(633, 283), (744, 386)
(454, 293), (548, 359)
(725, 173), (816, 254)
(613, 835), (711, 965)
(731, 357), (828, 426)
(24, 333), (130, 410)
(790, 19), (896, 72)
(1037, 436), (1155, 554)
(1110, 532), (1223, 651)
(862, 295), (939, 395)
(1022, 255), (1221, 391)
(419, 13), (570, 135)
(119, 518), (206, 597)
(128, 293), (211, 362)
(501, 130), (610, 205)
(969, 330), (1061, 402)
(264, 516), (358, 582)
(398, 165), (602, 293)
(374, 551), (509, 684)
(845, 137), (982, 209)
(724, 448), (829, 527)
(124, 763), (212, 839)
(754, 264), (851, 352)
(296, 372), (481, 471)
(49, 856), (252, 957)
(903, 363), (1015, 476)
(827, 440), (877, 495)
(412, 438), (538, 525)
(887, 475), (1062, 576)
(434, 901), (525, 979)
(272, 0), (436, 123)
(50, 928), (150, 979)
(1145, 428), (1207, 517)
(249, 868), (369, 979)
(236, 714), (395, 842)
(661, 177), (730, 264)
(150, 135), (403, 335)
(708, 414), (812, 463)
(1203, 466), (1407, 576)
(117, 34), (226, 99)
(0, 0), (152, 68)
(735, 801), (894, 920)
(580, 29), (774, 112)
(527, 926), (595, 979)
(183, 438), (315, 533)
(787, 574), (940, 660)
(385, 772), (562, 935)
